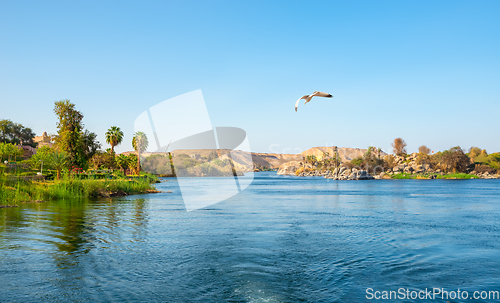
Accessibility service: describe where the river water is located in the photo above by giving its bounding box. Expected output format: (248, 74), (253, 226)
(1, 172), (500, 302)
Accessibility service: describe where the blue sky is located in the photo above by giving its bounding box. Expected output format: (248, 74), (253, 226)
(1, 0), (499, 154)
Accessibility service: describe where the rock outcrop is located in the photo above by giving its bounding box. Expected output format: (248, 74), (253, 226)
(276, 151), (500, 180)
(328, 168), (375, 180)
(277, 161), (303, 175)
(277, 161), (375, 180)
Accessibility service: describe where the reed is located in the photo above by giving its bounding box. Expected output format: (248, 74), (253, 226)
(0, 176), (156, 205)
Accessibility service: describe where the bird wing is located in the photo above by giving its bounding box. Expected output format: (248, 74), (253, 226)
(310, 91), (333, 98)
(295, 95), (310, 112)
(303, 95), (314, 105)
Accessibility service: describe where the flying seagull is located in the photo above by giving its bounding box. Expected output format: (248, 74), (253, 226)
(295, 91), (333, 112)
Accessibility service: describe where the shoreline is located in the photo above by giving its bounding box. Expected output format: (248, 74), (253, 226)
(0, 178), (159, 206)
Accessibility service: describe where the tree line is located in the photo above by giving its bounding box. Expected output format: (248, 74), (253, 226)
(347, 137), (500, 174)
(1, 100), (150, 179)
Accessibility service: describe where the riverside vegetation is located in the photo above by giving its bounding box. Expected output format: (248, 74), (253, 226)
(277, 139), (500, 180)
(0, 100), (158, 206)
(0, 171), (157, 206)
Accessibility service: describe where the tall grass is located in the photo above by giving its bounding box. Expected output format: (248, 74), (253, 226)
(0, 179), (34, 205)
(390, 173), (479, 180)
(390, 173), (415, 179)
(0, 176), (156, 205)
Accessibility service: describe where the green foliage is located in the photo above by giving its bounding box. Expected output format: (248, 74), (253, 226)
(90, 150), (115, 170)
(257, 166), (274, 172)
(199, 162), (219, 176)
(0, 142), (23, 162)
(346, 146), (384, 174)
(141, 154), (174, 175)
(0, 177), (155, 204)
(140, 152), (241, 177)
(53, 100), (100, 169)
(127, 153), (138, 174)
(416, 152), (431, 165)
(28, 146), (67, 175)
(105, 126), (124, 154)
(53, 100), (84, 167)
(469, 148), (500, 171)
(0, 119), (37, 147)
(113, 170), (125, 179)
(350, 157), (364, 167)
(305, 155), (317, 165)
(432, 146), (470, 173)
(468, 146), (482, 160)
(390, 173), (416, 179)
(132, 131), (148, 153)
(207, 151), (218, 161)
(488, 153), (500, 170)
(81, 130), (101, 167)
(384, 155), (396, 169)
(29, 146), (52, 167)
(172, 154), (199, 173)
(132, 131), (148, 174)
(51, 151), (68, 179)
(139, 171), (159, 183)
(115, 154), (135, 174)
(364, 146), (374, 158)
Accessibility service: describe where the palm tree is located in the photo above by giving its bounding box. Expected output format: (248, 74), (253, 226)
(51, 151), (68, 180)
(115, 154), (129, 175)
(132, 132), (148, 175)
(127, 154), (137, 175)
(105, 126), (124, 154)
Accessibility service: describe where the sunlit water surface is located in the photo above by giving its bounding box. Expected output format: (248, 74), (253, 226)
(1, 172), (500, 302)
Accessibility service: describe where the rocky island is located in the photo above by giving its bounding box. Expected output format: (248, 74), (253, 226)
(276, 146), (500, 180)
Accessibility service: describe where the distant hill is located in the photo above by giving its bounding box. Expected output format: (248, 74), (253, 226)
(120, 146), (387, 171)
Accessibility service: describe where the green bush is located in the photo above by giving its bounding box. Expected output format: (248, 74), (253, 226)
(391, 173), (416, 179)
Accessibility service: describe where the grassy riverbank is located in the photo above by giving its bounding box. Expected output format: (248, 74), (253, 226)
(390, 173), (479, 180)
(0, 176), (158, 206)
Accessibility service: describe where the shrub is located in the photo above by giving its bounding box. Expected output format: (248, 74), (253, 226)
(416, 153), (431, 165)
(474, 164), (496, 174)
(392, 138), (407, 156)
(431, 146), (470, 173)
(295, 167), (305, 176)
(418, 145), (431, 155)
(384, 155), (396, 169)
(343, 162), (354, 169)
(350, 157), (364, 167)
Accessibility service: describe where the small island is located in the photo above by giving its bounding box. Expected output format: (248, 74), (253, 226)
(276, 141), (500, 180)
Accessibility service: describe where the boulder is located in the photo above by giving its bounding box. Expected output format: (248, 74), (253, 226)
(277, 161), (303, 175)
(412, 165), (425, 173)
(404, 166), (414, 173)
(347, 169), (375, 180)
